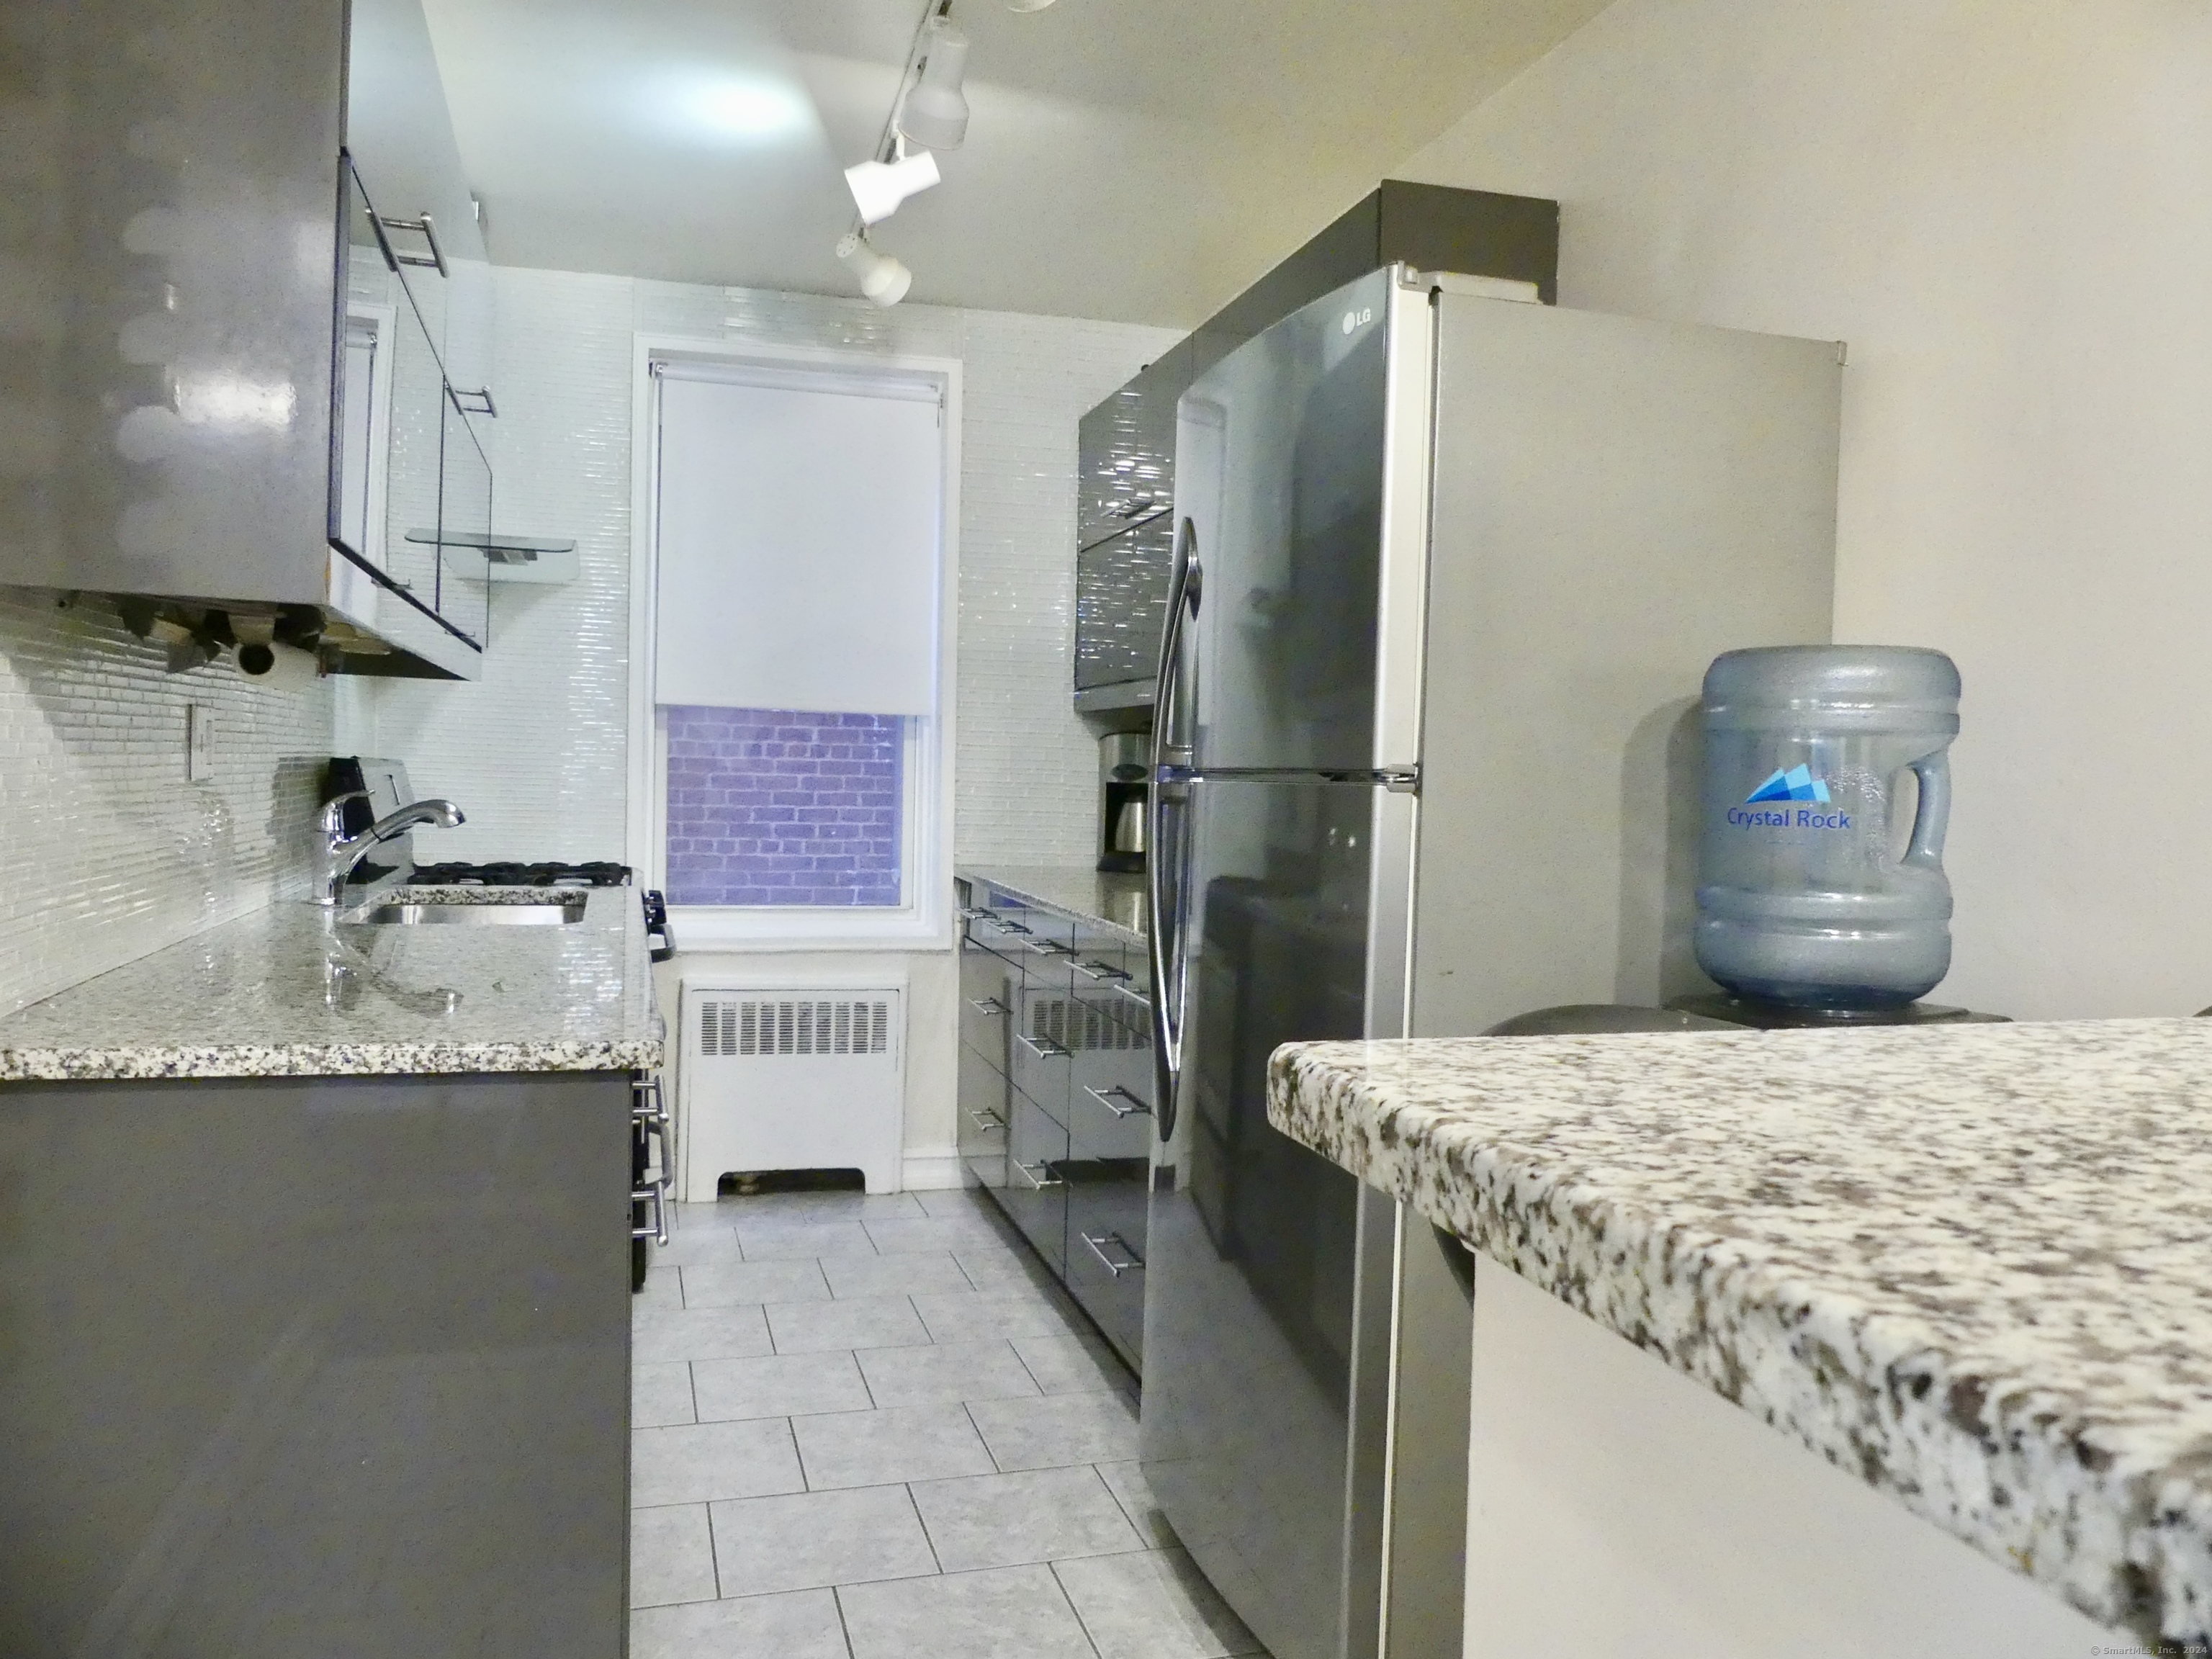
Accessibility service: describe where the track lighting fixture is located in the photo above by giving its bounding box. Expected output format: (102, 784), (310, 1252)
(837, 233), (913, 307)
(843, 143), (941, 225)
(837, 0), (1055, 304)
(896, 22), (969, 150)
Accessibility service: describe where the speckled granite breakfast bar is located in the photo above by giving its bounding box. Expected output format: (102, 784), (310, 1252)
(1267, 1017), (2212, 1643)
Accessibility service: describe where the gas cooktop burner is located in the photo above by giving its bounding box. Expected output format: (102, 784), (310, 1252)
(408, 860), (634, 889)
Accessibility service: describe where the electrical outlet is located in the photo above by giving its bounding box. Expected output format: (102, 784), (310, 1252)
(186, 704), (214, 783)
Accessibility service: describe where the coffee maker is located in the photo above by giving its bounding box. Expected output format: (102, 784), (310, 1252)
(1097, 732), (1148, 874)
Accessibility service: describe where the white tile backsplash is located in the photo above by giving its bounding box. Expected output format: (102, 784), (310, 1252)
(0, 590), (333, 1015)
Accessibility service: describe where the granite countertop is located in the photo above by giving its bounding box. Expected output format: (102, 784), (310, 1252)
(0, 886), (665, 1081)
(1267, 1017), (2212, 1644)
(959, 864), (1148, 943)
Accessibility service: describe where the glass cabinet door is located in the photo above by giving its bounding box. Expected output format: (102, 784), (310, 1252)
(435, 395), (493, 644)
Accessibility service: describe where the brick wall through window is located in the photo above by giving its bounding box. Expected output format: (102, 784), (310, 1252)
(665, 706), (904, 907)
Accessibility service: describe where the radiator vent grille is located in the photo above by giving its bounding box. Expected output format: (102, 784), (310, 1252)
(1028, 996), (1148, 1053)
(700, 999), (891, 1058)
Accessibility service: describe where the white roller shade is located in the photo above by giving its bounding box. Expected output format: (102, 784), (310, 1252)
(655, 364), (943, 715)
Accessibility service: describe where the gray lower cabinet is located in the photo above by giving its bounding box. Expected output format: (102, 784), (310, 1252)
(1065, 970), (1152, 1367)
(957, 1040), (1009, 1190)
(1002, 1086), (1070, 1276)
(1065, 1172), (1148, 1364)
(958, 878), (1151, 1375)
(0, 1070), (632, 1658)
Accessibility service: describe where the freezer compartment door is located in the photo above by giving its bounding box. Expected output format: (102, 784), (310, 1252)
(1174, 268), (1405, 773)
(1141, 775), (1398, 1659)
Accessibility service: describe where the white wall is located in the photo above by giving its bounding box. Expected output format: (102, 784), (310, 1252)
(0, 592), (334, 1016)
(1398, 0), (2212, 1020)
(369, 264), (1174, 1173)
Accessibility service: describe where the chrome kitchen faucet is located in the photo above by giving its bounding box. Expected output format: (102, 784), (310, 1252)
(315, 791), (465, 905)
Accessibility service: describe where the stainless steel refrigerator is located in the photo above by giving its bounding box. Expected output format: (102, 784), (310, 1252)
(1139, 266), (1842, 1659)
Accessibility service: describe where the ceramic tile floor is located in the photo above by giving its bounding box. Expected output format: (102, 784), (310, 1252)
(630, 1187), (1268, 1659)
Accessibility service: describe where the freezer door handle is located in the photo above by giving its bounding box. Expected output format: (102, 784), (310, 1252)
(1146, 516), (1200, 1143)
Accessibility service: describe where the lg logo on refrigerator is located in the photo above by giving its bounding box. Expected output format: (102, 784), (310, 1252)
(1341, 307), (1373, 335)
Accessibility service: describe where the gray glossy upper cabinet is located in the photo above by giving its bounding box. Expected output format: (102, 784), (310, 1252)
(1, 0), (487, 679)
(1076, 346), (1186, 549)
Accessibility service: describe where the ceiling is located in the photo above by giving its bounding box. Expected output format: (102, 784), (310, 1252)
(419, 0), (1612, 327)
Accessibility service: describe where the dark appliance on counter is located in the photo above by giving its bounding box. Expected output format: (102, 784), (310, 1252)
(1097, 732), (1150, 874)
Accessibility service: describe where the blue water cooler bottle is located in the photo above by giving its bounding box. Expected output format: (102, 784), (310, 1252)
(1691, 645), (1963, 1014)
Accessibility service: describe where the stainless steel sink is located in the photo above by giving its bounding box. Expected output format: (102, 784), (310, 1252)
(343, 898), (588, 926)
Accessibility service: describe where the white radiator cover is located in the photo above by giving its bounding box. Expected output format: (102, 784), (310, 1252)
(678, 979), (907, 1198)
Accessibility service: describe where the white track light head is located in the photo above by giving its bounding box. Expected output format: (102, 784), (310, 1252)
(837, 233), (913, 307)
(896, 23), (970, 150)
(1007, 0), (1058, 10)
(842, 147), (941, 225)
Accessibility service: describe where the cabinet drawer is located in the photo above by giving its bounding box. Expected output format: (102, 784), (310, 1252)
(957, 1042), (1008, 1191)
(1010, 984), (1076, 1123)
(1002, 1087), (1069, 1277)
(1066, 1172), (1147, 1369)
(1069, 1003), (1154, 1165)
(960, 942), (1017, 1068)
(1070, 1077), (1154, 1166)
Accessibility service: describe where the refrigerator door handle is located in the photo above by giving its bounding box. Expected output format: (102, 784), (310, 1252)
(1147, 516), (1201, 1143)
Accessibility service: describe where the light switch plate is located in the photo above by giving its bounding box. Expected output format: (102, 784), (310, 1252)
(186, 704), (214, 783)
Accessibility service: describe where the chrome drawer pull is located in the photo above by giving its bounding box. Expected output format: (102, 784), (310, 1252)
(631, 1182), (669, 1246)
(1083, 1084), (1152, 1119)
(1073, 959), (1132, 982)
(966, 1108), (1006, 1131)
(1016, 1033), (1072, 1060)
(1082, 1231), (1144, 1276)
(958, 906), (992, 921)
(968, 997), (1008, 1016)
(633, 1076), (674, 1192)
(1014, 1159), (1064, 1190)
(993, 919), (1033, 936)
(1025, 938), (1074, 957)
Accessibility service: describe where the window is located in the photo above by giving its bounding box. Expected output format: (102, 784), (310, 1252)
(663, 706), (905, 907)
(630, 343), (960, 950)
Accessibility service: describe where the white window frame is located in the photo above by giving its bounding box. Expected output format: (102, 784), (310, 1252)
(627, 335), (961, 953)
